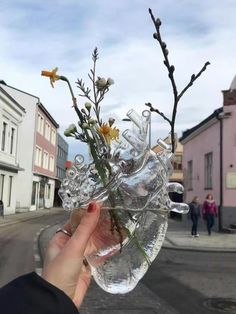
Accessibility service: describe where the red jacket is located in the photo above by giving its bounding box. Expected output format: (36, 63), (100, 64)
(202, 200), (218, 216)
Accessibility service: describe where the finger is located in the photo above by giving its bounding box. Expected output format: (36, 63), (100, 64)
(53, 221), (72, 246)
(63, 202), (101, 257)
(44, 221), (72, 265)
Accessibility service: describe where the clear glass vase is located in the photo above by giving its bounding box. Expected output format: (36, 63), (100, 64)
(59, 109), (189, 294)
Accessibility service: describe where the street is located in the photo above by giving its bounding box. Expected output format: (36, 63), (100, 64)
(142, 249), (236, 314)
(0, 211), (236, 313)
(0, 210), (67, 287)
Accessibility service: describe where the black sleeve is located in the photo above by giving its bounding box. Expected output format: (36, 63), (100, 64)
(0, 272), (79, 314)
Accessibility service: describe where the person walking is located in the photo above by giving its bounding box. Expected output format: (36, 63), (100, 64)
(202, 194), (218, 235)
(189, 196), (201, 237)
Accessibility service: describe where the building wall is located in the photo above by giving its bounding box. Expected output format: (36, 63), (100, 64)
(56, 133), (68, 181)
(223, 105), (236, 207)
(183, 120), (220, 205)
(54, 133), (68, 206)
(222, 103), (236, 225)
(0, 89), (25, 214)
(34, 106), (57, 177)
(33, 106), (58, 209)
(0, 85), (38, 212)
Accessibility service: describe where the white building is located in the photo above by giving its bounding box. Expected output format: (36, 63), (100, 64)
(0, 85), (25, 215)
(0, 82), (58, 213)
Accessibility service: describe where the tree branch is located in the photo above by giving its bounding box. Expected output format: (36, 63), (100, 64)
(148, 8), (210, 152)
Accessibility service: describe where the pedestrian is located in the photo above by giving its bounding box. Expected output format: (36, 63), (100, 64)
(189, 196), (201, 237)
(0, 202), (101, 314)
(202, 194), (218, 235)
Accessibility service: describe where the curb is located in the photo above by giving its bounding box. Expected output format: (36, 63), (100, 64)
(33, 225), (50, 276)
(0, 209), (62, 228)
(163, 237), (236, 253)
(162, 244), (236, 253)
(0, 213), (49, 228)
(34, 219), (65, 276)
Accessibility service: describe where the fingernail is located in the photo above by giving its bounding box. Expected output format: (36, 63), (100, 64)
(87, 202), (97, 213)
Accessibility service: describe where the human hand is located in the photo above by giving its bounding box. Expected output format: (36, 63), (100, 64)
(42, 202), (101, 309)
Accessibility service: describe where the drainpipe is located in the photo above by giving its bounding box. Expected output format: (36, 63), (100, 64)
(216, 110), (232, 231)
(216, 111), (223, 231)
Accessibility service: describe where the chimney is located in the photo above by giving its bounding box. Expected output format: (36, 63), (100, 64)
(222, 75), (236, 106)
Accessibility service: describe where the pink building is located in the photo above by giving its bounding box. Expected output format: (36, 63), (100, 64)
(180, 76), (236, 230)
(33, 103), (59, 209)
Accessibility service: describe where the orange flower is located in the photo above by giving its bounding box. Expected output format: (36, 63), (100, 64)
(41, 67), (60, 88)
(99, 123), (119, 144)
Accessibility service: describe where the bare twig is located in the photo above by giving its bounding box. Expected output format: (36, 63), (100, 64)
(145, 103), (171, 125)
(148, 8), (210, 152)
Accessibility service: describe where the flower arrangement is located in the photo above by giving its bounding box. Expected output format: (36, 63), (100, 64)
(41, 8), (209, 294)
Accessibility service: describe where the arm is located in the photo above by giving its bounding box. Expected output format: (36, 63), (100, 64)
(0, 272), (79, 314)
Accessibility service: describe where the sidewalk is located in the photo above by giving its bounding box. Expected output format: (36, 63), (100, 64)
(164, 218), (236, 252)
(0, 207), (64, 228)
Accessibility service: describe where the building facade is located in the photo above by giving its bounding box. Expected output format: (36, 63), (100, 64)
(0, 86), (25, 215)
(180, 76), (236, 229)
(54, 133), (68, 206)
(32, 103), (59, 209)
(0, 82), (59, 213)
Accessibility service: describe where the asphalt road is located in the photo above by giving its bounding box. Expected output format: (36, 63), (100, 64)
(0, 211), (68, 287)
(142, 249), (236, 314)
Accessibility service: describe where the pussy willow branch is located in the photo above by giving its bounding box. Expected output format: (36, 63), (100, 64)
(148, 8), (210, 152)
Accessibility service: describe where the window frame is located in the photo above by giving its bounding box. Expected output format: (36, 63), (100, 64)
(204, 152), (213, 189)
(1, 120), (8, 152)
(187, 160), (193, 190)
(43, 150), (49, 169)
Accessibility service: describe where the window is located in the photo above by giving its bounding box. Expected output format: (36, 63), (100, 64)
(43, 151), (49, 169)
(0, 174), (5, 200)
(37, 114), (44, 135)
(35, 147), (42, 166)
(1, 121), (7, 151)
(49, 155), (55, 172)
(173, 155), (182, 170)
(45, 121), (51, 141)
(51, 128), (56, 145)
(205, 152), (213, 189)
(187, 160), (193, 190)
(8, 176), (13, 206)
(10, 127), (15, 155)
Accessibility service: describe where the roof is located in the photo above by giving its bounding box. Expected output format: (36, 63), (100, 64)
(179, 107), (223, 142)
(230, 75), (236, 90)
(0, 81), (59, 128)
(38, 102), (59, 128)
(0, 86), (26, 113)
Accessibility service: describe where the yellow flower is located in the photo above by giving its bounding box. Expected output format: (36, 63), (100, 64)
(41, 67), (60, 88)
(99, 123), (119, 144)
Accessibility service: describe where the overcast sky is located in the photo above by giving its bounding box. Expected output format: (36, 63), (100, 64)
(0, 0), (235, 159)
